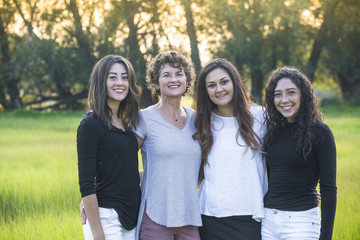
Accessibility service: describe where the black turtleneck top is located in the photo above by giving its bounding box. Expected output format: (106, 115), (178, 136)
(264, 121), (337, 240)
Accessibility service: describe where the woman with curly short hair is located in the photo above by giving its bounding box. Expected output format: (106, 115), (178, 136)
(134, 50), (202, 240)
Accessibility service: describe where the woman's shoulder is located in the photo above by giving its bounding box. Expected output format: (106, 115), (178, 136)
(140, 105), (157, 115)
(78, 112), (103, 130)
(80, 112), (97, 124)
(250, 104), (266, 122)
(314, 121), (333, 136)
(184, 106), (195, 115)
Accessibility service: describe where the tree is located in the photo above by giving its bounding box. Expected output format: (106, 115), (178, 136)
(305, 0), (340, 82)
(182, 0), (201, 78)
(323, 0), (360, 100)
(0, 0), (21, 110)
(204, 0), (306, 101)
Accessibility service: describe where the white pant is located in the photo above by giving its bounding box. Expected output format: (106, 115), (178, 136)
(261, 207), (321, 240)
(83, 207), (136, 240)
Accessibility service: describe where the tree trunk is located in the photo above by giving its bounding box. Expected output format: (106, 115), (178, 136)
(338, 73), (360, 101)
(249, 41), (264, 103)
(250, 64), (264, 104)
(66, 0), (95, 65)
(305, 0), (340, 82)
(0, 17), (22, 110)
(126, 9), (157, 108)
(182, 0), (201, 81)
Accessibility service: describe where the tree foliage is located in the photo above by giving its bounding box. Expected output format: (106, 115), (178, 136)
(0, 0), (359, 110)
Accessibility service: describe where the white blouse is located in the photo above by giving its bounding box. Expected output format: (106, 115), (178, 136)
(198, 105), (268, 221)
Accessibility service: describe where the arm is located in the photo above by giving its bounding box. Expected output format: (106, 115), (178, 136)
(77, 116), (103, 236)
(133, 111), (146, 182)
(135, 134), (145, 183)
(80, 200), (86, 224)
(317, 124), (337, 240)
(83, 194), (105, 240)
(139, 169), (144, 183)
(135, 133), (144, 150)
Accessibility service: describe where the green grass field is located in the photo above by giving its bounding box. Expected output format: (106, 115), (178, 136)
(0, 104), (359, 239)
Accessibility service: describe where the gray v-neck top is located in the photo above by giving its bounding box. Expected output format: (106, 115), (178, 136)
(134, 105), (202, 236)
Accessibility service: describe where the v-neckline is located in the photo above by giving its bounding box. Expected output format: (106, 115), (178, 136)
(153, 106), (189, 131)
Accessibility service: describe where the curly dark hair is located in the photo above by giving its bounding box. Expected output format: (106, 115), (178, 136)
(263, 66), (323, 159)
(146, 50), (195, 96)
(193, 58), (261, 163)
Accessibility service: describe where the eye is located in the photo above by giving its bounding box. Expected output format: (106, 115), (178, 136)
(288, 91), (296, 95)
(108, 75), (117, 80)
(274, 92), (281, 97)
(207, 83), (215, 88)
(221, 80), (229, 85)
(122, 75), (129, 80)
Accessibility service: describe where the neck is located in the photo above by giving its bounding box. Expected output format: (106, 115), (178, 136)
(107, 100), (120, 118)
(157, 96), (182, 113)
(213, 105), (234, 117)
(156, 97), (185, 123)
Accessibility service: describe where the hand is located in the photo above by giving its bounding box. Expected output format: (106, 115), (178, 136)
(316, 189), (321, 203)
(80, 200), (87, 225)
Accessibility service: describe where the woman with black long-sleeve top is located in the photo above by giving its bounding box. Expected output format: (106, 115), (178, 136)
(262, 66), (337, 240)
(77, 55), (141, 240)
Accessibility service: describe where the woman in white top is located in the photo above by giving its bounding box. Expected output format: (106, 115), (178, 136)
(193, 58), (267, 240)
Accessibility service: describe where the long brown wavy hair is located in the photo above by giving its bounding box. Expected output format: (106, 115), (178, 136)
(263, 66), (323, 159)
(193, 58), (261, 163)
(87, 55), (140, 130)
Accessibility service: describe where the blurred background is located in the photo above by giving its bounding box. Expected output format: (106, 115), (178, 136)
(1, 0), (360, 239)
(1, 0), (359, 111)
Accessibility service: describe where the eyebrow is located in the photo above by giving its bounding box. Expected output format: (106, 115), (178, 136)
(274, 87), (297, 92)
(207, 76), (228, 84)
(108, 72), (128, 75)
(162, 69), (183, 74)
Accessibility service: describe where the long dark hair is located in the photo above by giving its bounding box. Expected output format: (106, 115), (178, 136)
(87, 55), (140, 130)
(193, 58), (261, 163)
(263, 66), (323, 159)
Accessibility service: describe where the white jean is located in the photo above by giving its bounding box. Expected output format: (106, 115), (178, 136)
(261, 207), (321, 240)
(83, 207), (136, 240)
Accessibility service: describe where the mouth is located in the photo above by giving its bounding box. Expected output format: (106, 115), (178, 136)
(216, 93), (227, 99)
(113, 89), (125, 93)
(168, 84), (180, 89)
(281, 105), (294, 111)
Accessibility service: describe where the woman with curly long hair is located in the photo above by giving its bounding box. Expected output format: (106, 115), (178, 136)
(193, 58), (267, 240)
(261, 66), (337, 240)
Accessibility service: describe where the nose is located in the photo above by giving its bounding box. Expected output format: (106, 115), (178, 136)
(215, 83), (223, 92)
(280, 94), (289, 103)
(169, 74), (178, 82)
(115, 77), (124, 85)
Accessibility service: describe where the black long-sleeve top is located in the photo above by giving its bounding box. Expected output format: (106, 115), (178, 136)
(264, 121), (337, 240)
(77, 113), (141, 230)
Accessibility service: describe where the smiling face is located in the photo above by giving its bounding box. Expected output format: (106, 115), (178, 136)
(157, 63), (187, 98)
(274, 78), (301, 122)
(106, 63), (129, 108)
(205, 68), (234, 114)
